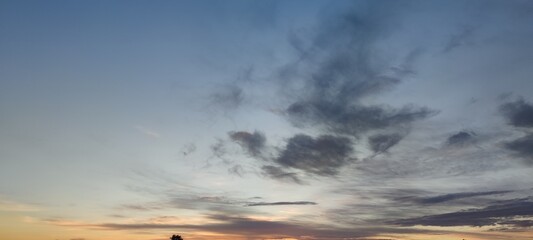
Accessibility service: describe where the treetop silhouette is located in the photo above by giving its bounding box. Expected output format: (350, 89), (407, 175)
(170, 234), (183, 240)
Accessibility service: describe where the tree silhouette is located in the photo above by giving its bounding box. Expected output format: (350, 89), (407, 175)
(170, 234), (183, 240)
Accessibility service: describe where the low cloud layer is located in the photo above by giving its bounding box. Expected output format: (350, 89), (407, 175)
(393, 199), (533, 227)
(46, 214), (452, 240)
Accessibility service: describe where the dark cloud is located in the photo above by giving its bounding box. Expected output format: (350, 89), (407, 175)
(261, 165), (303, 184)
(229, 130), (266, 157)
(392, 199), (533, 227)
(121, 203), (163, 211)
(445, 131), (476, 147)
(415, 191), (512, 204)
(505, 134), (533, 163)
(220, 2), (437, 184)
(500, 98), (533, 128)
(287, 102), (435, 137)
(279, 3), (435, 139)
(497, 219), (533, 228)
(276, 134), (354, 176)
(326, 188), (520, 228)
(368, 133), (403, 153)
(245, 201), (317, 207)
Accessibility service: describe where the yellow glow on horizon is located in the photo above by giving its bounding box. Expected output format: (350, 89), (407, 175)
(3, 211), (533, 240)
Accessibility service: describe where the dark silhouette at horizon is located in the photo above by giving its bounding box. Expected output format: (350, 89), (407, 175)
(170, 234), (183, 240)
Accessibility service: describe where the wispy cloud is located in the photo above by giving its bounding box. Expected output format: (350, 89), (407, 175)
(261, 165), (303, 185)
(134, 125), (161, 139)
(368, 133), (404, 154)
(400, 190), (513, 205)
(209, 84), (244, 112)
(245, 201), (317, 207)
(0, 198), (41, 212)
(442, 25), (478, 53)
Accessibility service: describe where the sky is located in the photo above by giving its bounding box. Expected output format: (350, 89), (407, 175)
(1, 0), (533, 240)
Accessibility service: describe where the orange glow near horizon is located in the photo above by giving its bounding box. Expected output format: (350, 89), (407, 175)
(3, 211), (533, 240)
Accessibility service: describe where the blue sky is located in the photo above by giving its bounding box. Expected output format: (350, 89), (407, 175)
(1, 1), (533, 240)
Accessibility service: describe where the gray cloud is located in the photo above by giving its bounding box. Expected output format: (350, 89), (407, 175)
(228, 164), (245, 177)
(497, 219), (533, 228)
(287, 102), (435, 137)
(325, 187), (525, 229)
(210, 84), (244, 111)
(279, 3), (436, 139)
(500, 98), (533, 128)
(246, 201), (317, 207)
(261, 165), (303, 184)
(276, 134), (354, 176)
(368, 133), (403, 154)
(180, 143), (196, 156)
(505, 134), (533, 164)
(392, 199), (533, 227)
(121, 203), (163, 211)
(229, 130), (266, 157)
(445, 131), (476, 147)
(219, 2), (439, 184)
(442, 25), (477, 53)
(414, 191), (512, 205)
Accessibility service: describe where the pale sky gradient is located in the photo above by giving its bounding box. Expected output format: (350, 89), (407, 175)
(1, 1), (533, 240)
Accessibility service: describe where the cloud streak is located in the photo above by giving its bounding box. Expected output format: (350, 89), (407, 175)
(413, 191), (513, 205)
(393, 199), (533, 227)
(245, 201), (317, 207)
(368, 133), (403, 154)
(261, 165), (303, 184)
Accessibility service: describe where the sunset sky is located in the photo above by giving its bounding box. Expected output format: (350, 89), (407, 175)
(1, 1), (533, 240)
